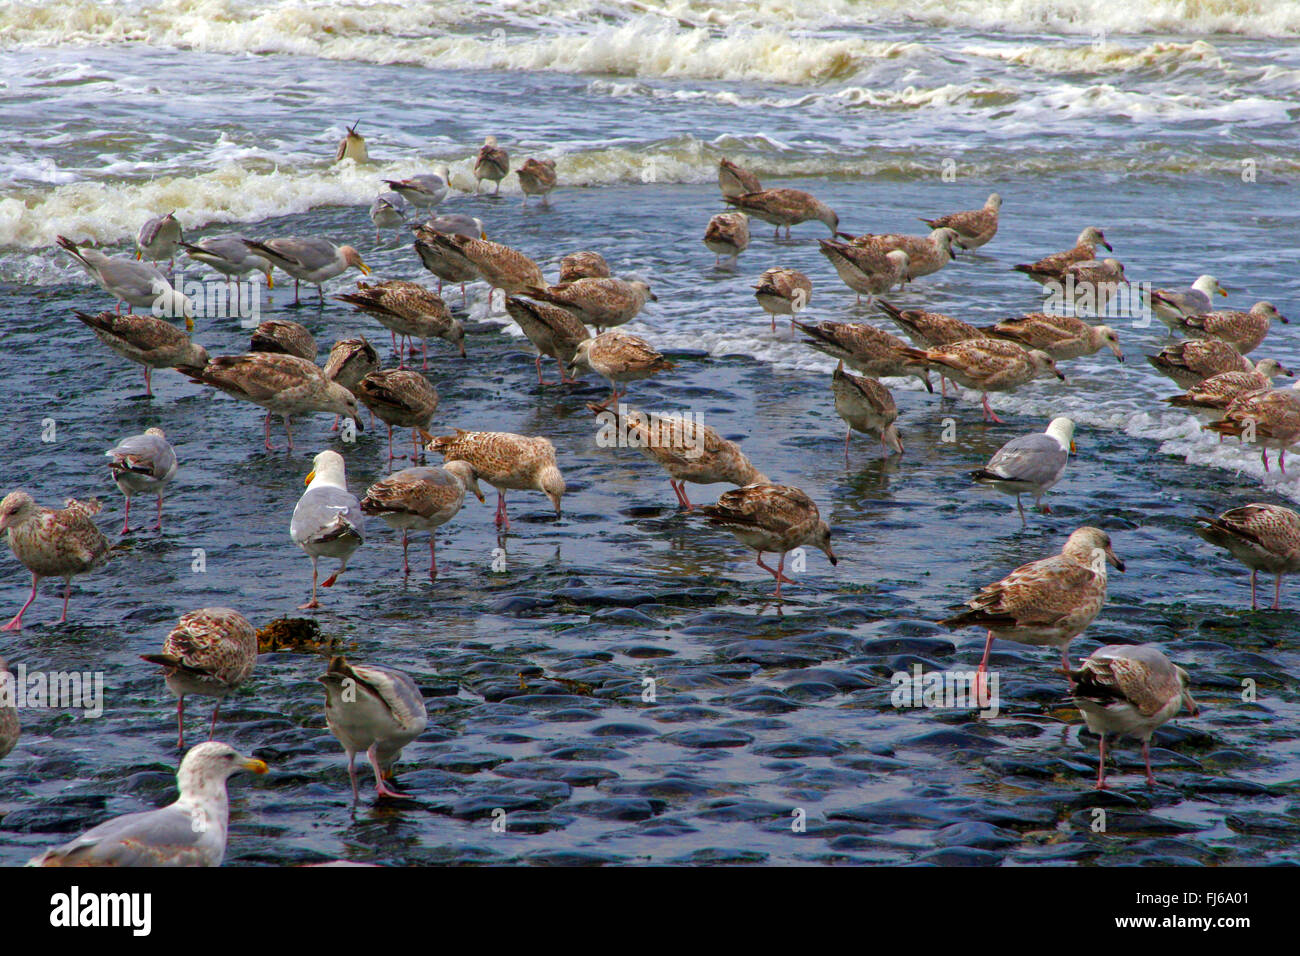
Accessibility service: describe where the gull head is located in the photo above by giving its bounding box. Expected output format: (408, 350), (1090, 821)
(1192, 274), (1227, 298)
(305, 449), (349, 489)
(539, 464), (566, 518)
(630, 279), (657, 304)
(483, 135), (498, 148)
(1065, 526), (1125, 573)
(1256, 357), (1293, 378)
(810, 521), (837, 566)
(1095, 325), (1124, 362)
(568, 338), (594, 375)
(986, 192), (1003, 211)
(1029, 349), (1066, 380)
(177, 741), (268, 797)
(447, 318), (467, 356)
(1079, 226), (1112, 252)
(340, 246), (370, 276)
(1254, 301), (1288, 324)
(1175, 665), (1199, 718)
(443, 460), (485, 503)
(1046, 417), (1077, 454)
(934, 227), (961, 257)
(816, 203), (840, 235)
(0, 490), (38, 532)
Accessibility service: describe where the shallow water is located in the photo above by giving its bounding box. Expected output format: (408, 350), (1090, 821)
(2, 1), (1300, 866)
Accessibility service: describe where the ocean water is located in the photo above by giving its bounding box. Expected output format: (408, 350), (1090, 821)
(1, 0), (1299, 866)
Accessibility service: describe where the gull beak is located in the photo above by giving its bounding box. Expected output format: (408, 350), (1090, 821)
(1109, 548), (1126, 573)
(480, 231), (488, 240)
(242, 758), (269, 775)
(185, 316), (195, 332)
(1070, 441), (1077, 454)
(1101, 240), (1113, 252)
(1217, 286), (1229, 296)
(1279, 314), (1290, 324)
(266, 271), (275, 289)
(135, 251), (142, 260)
(358, 262), (371, 276)
(304, 470), (316, 487)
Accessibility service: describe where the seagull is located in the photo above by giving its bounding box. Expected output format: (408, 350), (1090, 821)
(717, 158), (762, 198)
(701, 483), (838, 599)
(524, 277), (656, 333)
(474, 135), (510, 194)
(558, 250), (611, 283)
(505, 295), (591, 385)
(703, 211), (749, 266)
(368, 190), (410, 242)
(382, 167), (451, 208)
(970, 417), (1075, 523)
(136, 212), (183, 267)
(57, 236), (194, 328)
(241, 237), (369, 305)
(1174, 301), (1288, 354)
(568, 331), (675, 409)
(900, 338), (1064, 423)
(318, 656), (427, 803)
(1013, 226), (1112, 283)
(1068, 644), (1197, 790)
(0, 492), (109, 631)
(1147, 274), (1229, 333)
(73, 309), (209, 397)
(1196, 503), (1300, 609)
(181, 234), (274, 290)
(360, 462), (484, 578)
(423, 430), (565, 530)
(831, 361), (903, 462)
(516, 158), (557, 207)
(919, 192), (1001, 249)
(249, 319), (316, 360)
(335, 120), (367, 163)
(290, 451), (365, 609)
(940, 526), (1124, 681)
(106, 427), (178, 534)
(28, 742), (267, 866)
(753, 267), (812, 333)
(141, 608), (258, 748)
(354, 369), (440, 464)
(722, 188), (838, 239)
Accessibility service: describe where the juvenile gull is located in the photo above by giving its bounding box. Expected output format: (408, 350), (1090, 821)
(241, 237), (370, 305)
(901, 338), (1065, 423)
(382, 168), (450, 208)
(106, 427), (178, 533)
(919, 192), (1001, 249)
(136, 212), (183, 266)
(0, 656), (17, 761)
(28, 742), (267, 867)
(0, 492), (109, 631)
(141, 608), (257, 748)
(422, 233), (543, 311)
(568, 330), (675, 409)
(794, 319), (933, 391)
(703, 211), (749, 266)
(336, 279), (464, 367)
(505, 295), (591, 385)
(723, 188), (839, 239)
(818, 239), (908, 305)
(474, 135), (510, 194)
(368, 190), (410, 242)
(832, 361), (902, 462)
(516, 157), (557, 207)
(322, 336), (380, 430)
(417, 214), (485, 239)
(1147, 339), (1254, 388)
(250, 318), (316, 360)
(1013, 226), (1112, 283)
(701, 483), (838, 599)
(1196, 503), (1300, 609)
(57, 236), (194, 328)
(424, 430), (565, 529)
(970, 417), (1075, 523)
(940, 526), (1124, 680)
(1068, 645), (1197, 790)
(718, 158), (761, 198)
(584, 402), (767, 510)
(319, 656), (427, 803)
(1164, 361), (1290, 413)
(73, 309), (209, 397)
(1206, 386), (1300, 472)
(844, 227), (960, 280)
(354, 369), (440, 463)
(984, 313), (1124, 363)
(181, 234), (274, 289)
(754, 267), (812, 332)
(413, 222), (484, 304)
(184, 353), (363, 452)
(525, 277), (656, 333)
(335, 120), (368, 163)
(1147, 274), (1229, 331)
(1174, 301), (1288, 354)
(291, 450), (365, 610)
(559, 250), (611, 283)
(360, 462), (483, 578)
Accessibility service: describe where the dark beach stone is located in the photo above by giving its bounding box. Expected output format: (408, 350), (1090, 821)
(570, 797), (666, 821)
(828, 799), (956, 828)
(424, 752), (509, 774)
(916, 846), (1004, 866)
(935, 822), (1021, 850)
(664, 728), (753, 748)
(591, 607), (660, 626)
(752, 736), (846, 759)
(669, 847), (767, 864)
(554, 587), (657, 607)
(523, 849), (625, 866)
(1225, 813), (1300, 835)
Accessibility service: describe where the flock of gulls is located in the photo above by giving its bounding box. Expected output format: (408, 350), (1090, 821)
(2, 132), (1295, 865)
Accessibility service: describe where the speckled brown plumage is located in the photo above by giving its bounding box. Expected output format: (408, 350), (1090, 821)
(831, 361), (902, 459)
(1164, 363), (1286, 412)
(1197, 502), (1300, 609)
(250, 319), (316, 361)
(818, 239), (907, 302)
(794, 318), (932, 391)
(516, 157), (557, 205)
(505, 295), (591, 384)
(919, 193), (1001, 249)
(1013, 227), (1112, 283)
(703, 211), (749, 264)
(558, 251), (611, 284)
(1206, 387), (1300, 472)
(524, 277), (656, 332)
(1148, 339), (1254, 388)
(1176, 302), (1288, 354)
(900, 337), (1063, 422)
(984, 313), (1124, 362)
(718, 158), (762, 198)
(722, 188), (838, 238)
(844, 227), (960, 279)
(570, 330), (675, 407)
(425, 429), (565, 527)
(336, 279), (464, 364)
(753, 267), (812, 332)
(73, 309), (209, 396)
(1, 491), (109, 630)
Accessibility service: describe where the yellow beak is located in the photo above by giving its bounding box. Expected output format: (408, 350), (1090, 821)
(242, 758), (269, 775)
(480, 231), (487, 240)
(358, 262), (371, 276)
(266, 272), (274, 289)
(304, 470), (315, 486)
(1070, 441), (1077, 454)
(185, 316), (195, 332)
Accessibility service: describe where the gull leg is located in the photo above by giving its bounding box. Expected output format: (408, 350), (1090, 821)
(422, 339), (429, 371)
(347, 751), (360, 805)
(284, 416), (295, 453)
(121, 496), (132, 535)
(1274, 572), (1282, 610)
(144, 366), (153, 398)
(58, 580), (71, 623)
(208, 700), (221, 739)
(1016, 495), (1026, 526)
(402, 529), (410, 576)
(756, 552), (795, 585)
(1142, 740), (1156, 786)
(1251, 569), (1258, 611)
(155, 493), (164, 531)
(1095, 735), (1108, 790)
(429, 535), (438, 580)
(2, 573), (38, 631)
(495, 491), (511, 530)
(263, 411), (276, 452)
(1282, 449), (1288, 474)
(176, 697), (185, 749)
(299, 559), (321, 609)
(981, 392), (1004, 424)
(1262, 448), (1270, 472)
(321, 557), (346, 588)
(368, 745), (406, 798)
(844, 426), (852, 466)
